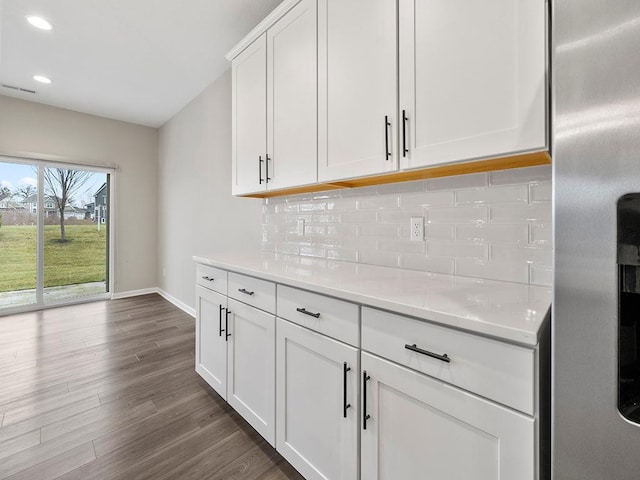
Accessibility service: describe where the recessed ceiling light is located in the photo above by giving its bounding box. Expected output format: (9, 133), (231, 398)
(33, 75), (52, 84)
(26, 16), (53, 31)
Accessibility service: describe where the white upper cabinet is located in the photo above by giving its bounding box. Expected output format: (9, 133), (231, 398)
(232, 34), (268, 195)
(267, 0), (317, 191)
(398, 0), (547, 169)
(317, 0), (398, 182)
(231, 0), (317, 195)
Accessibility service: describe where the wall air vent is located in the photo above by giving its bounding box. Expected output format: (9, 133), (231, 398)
(1, 84), (36, 94)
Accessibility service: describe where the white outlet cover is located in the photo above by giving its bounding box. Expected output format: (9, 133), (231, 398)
(410, 217), (424, 241)
(296, 219), (305, 236)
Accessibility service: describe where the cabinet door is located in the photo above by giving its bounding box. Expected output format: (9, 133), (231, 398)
(227, 298), (276, 445)
(195, 286), (227, 399)
(232, 34), (267, 195)
(267, 0), (317, 191)
(399, 0), (547, 169)
(276, 319), (358, 480)
(318, 0), (398, 182)
(361, 352), (536, 480)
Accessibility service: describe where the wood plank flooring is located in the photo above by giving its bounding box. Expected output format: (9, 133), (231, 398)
(0, 294), (304, 480)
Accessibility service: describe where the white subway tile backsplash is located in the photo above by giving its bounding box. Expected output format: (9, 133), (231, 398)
(491, 204), (552, 223)
(456, 224), (529, 244)
(358, 195), (399, 210)
(455, 185), (528, 205)
(428, 205), (488, 224)
(530, 182), (552, 203)
(379, 239), (426, 255)
(489, 165), (552, 185)
(426, 173), (488, 190)
(262, 167), (552, 286)
(399, 254), (455, 274)
(401, 191), (455, 208)
(530, 223), (552, 245)
(428, 241), (488, 260)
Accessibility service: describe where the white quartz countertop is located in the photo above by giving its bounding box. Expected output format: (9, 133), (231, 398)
(193, 252), (551, 346)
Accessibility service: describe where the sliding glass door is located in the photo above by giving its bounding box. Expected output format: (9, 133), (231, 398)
(0, 157), (112, 312)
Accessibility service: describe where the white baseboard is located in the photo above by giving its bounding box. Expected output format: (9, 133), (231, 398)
(112, 288), (158, 300)
(157, 289), (196, 318)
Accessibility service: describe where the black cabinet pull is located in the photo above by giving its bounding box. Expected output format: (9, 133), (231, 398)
(225, 309), (231, 341)
(343, 362), (351, 418)
(402, 109), (408, 157)
(201, 276), (214, 282)
(218, 305), (225, 337)
(363, 370), (371, 429)
(296, 307), (320, 318)
(259, 155), (264, 184)
(404, 343), (451, 363)
(384, 115), (391, 161)
(266, 154), (271, 182)
(238, 288), (255, 296)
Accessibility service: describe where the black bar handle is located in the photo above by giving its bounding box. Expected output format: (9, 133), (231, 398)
(363, 371), (371, 429)
(384, 115), (391, 161)
(238, 288), (255, 296)
(218, 305), (225, 337)
(402, 110), (408, 157)
(266, 154), (271, 182)
(343, 362), (351, 418)
(225, 309), (231, 341)
(296, 307), (320, 318)
(259, 155), (264, 184)
(404, 343), (451, 363)
(202, 276), (214, 282)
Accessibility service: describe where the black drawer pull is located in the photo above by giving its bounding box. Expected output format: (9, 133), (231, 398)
(343, 362), (351, 418)
(225, 309), (231, 341)
(363, 371), (371, 430)
(238, 288), (254, 296)
(218, 305), (225, 337)
(296, 307), (320, 318)
(201, 276), (214, 282)
(404, 344), (451, 363)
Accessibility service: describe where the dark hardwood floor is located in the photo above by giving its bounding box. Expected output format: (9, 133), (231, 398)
(0, 294), (304, 480)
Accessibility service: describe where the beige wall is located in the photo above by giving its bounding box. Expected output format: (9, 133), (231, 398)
(158, 70), (262, 310)
(0, 95), (159, 294)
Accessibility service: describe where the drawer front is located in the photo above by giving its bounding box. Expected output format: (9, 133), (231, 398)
(228, 272), (276, 314)
(277, 285), (359, 346)
(196, 264), (227, 294)
(361, 307), (535, 415)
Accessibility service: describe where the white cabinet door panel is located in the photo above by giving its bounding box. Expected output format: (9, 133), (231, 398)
(232, 34), (268, 195)
(318, 0), (398, 182)
(267, 0), (317, 190)
(361, 352), (535, 480)
(195, 286), (227, 399)
(227, 298), (276, 445)
(399, 0), (547, 169)
(277, 319), (359, 480)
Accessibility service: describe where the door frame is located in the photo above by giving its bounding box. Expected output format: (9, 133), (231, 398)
(0, 155), (115, 315)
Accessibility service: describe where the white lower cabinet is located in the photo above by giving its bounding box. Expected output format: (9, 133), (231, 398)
(360, 352), (535, 480)
(227, 298), (276, 446)
(195, 286), (228, 398)
(276, 319), (359, 480)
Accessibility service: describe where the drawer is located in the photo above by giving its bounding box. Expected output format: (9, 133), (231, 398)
(277, 285), (359, 346)
(228, 272), (276, 314)
(196, 264), (227, 294)
(361, 307), (536, 415)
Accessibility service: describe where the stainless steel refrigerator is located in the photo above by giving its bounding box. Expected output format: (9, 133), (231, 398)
(553, 0), (640, 478)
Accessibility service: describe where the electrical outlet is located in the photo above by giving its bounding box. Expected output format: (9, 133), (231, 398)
(410, 217), (424, 241)
(296, 219), (305, 236)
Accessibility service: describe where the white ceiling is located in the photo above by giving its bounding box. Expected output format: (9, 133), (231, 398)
(0, 0), (283, 127)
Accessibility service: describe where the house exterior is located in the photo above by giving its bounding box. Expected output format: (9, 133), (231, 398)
(22, 194), (84, 220)
(94, 183), (108, 224)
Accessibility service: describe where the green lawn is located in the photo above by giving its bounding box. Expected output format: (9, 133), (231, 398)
(0, 224), (107, 292)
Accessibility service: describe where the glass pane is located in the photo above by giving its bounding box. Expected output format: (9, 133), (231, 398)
(43, 167), (108, 303)
(0, 161), (38, 309)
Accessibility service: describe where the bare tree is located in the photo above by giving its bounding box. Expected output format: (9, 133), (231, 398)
(14, 184), (36, 200)
(43, 169), (93, 242)
(0, 186), (11, 201)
